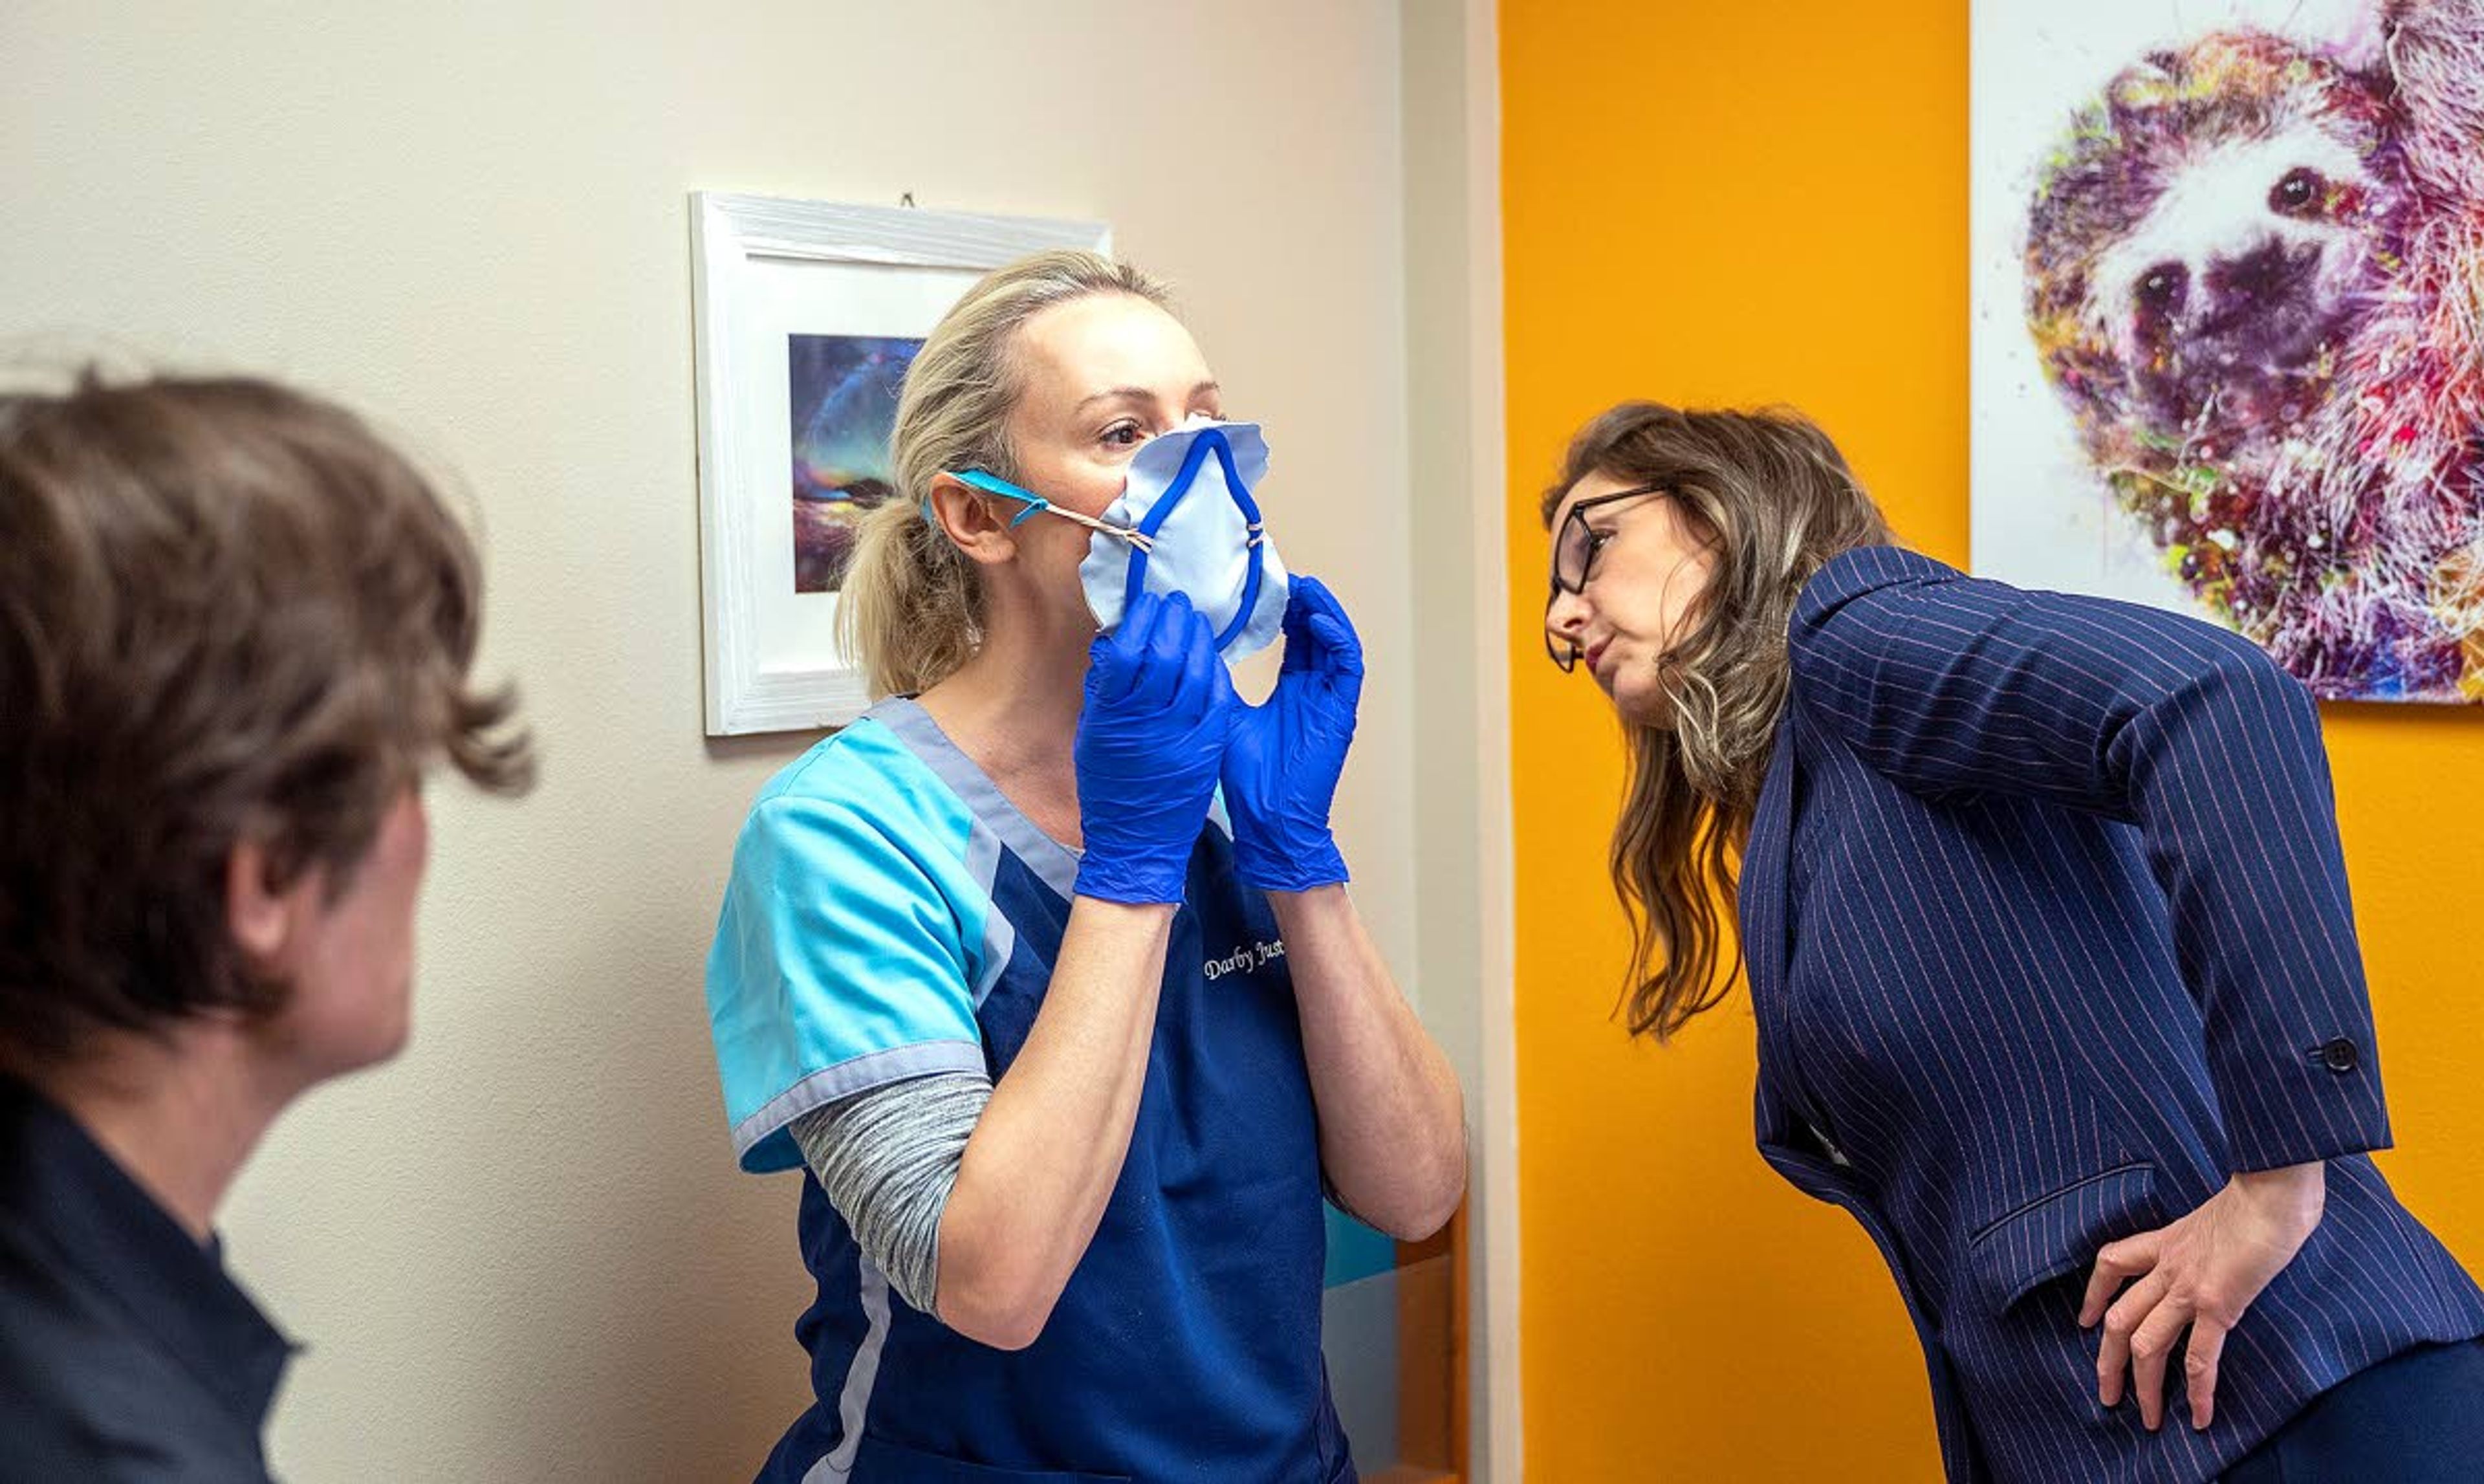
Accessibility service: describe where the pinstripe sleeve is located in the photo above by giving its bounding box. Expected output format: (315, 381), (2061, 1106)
(1787, 546), (2391, 1172)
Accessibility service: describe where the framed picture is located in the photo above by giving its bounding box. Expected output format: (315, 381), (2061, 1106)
(692, 192), (1111, 734)
(1972, 0), (2484, 702)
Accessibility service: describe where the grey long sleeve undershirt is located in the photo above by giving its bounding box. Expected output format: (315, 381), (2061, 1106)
(789, 1069), (992, 1316)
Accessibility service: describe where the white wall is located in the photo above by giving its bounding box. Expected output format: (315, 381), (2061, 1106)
(0, 4), (1468, 1479)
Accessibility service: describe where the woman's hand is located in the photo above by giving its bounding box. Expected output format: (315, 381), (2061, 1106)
(1223, 576), (1361, 892)
(2080, 1161), (2326, 1432)
(1073, 591), (1236, 905)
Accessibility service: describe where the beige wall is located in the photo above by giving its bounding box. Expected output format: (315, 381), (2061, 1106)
(1397, 0), (1516, 1476)
(0, 3), (1474, 1478)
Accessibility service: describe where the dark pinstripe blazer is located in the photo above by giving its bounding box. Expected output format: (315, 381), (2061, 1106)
(1741, 547), (2484, 1482)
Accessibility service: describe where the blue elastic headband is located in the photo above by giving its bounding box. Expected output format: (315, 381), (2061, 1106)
(948, 468), (1057, 527)
(938, 469), (1151, 550)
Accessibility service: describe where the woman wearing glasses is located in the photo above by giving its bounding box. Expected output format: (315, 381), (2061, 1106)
(1539, 400), (2484, 1482)
(704, 250), (1464, 1484)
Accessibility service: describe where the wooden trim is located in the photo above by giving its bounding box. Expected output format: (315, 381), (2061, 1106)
(1451, 1195), (1470, 1479)
(1391, 1198), (1469, 1477)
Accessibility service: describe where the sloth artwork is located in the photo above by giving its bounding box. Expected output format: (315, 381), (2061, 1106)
(2023, 0), (2484, 700)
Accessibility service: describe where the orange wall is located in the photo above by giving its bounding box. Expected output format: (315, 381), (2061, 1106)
(1501, 3), (2484, 1480)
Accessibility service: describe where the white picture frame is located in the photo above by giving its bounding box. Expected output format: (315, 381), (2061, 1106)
(691, 192), (1111, 735)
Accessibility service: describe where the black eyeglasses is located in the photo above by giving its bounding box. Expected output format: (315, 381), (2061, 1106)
(1544, 483), (1668, 672)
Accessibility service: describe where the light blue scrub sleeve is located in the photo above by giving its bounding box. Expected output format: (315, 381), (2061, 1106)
(706, 785), (989, 1173)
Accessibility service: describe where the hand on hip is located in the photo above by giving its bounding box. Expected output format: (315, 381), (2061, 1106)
(2080, 1161), (2326, 1433)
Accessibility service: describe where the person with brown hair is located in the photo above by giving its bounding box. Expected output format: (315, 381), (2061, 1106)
(1539, 399), (2484, 1482)
(0, 371), (532, 1482)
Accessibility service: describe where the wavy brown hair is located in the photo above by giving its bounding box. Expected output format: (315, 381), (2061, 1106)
(0, 371), (533, 1066)
(1542, 402), (1893, 1040)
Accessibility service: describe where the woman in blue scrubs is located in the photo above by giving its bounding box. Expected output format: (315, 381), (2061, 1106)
(704, 250), (1466, 1483)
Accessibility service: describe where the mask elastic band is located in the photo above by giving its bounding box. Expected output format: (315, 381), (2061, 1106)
(944, 470), (1153, 551)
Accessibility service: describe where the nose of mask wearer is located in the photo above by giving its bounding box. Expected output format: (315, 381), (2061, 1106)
(1078, 420), (1292, 660)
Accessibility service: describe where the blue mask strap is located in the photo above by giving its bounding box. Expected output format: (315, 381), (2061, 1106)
(942, 469), (1152, 547)
(951, 468), (1053, 527)
(1121, 428), (1267, 649)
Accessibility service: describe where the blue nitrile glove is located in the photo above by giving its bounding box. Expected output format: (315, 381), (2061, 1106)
(1073, 589), (1237, 905)
(1223, 575), (1361, 891)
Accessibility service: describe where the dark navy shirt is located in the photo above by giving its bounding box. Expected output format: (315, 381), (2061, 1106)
(0, 1076), (292, 1483)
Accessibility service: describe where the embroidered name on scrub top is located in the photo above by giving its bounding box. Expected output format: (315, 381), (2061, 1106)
(1206, 937), (1287, 979)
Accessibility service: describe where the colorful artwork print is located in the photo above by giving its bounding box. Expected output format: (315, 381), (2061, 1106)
(788, 334), (918, 594)
(1982, 0), (2484, 701)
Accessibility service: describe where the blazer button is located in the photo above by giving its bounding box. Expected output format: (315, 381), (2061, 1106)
(2319, 1038), (2360, 1074)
